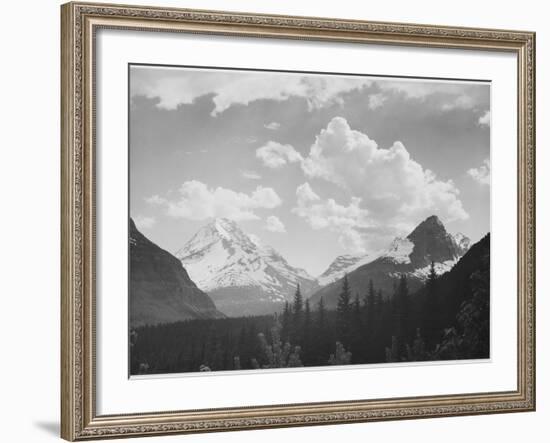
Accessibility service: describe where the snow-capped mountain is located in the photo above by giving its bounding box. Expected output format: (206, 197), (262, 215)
(176, 218), (317, 316)
(317, 254), (372, 286)
(316, 217), (470, 288)
(309, 215), (471, 309)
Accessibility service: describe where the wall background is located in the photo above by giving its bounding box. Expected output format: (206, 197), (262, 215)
(0, 0), (545, 442)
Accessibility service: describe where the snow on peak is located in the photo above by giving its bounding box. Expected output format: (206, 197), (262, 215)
(176, 219), (315, 301)
(383, 237), (414, 264)
(317, 254), (372, 286)
(212, 217), (238, 234)
(452, 232), (471, 255)
(410, 259), (458, 279)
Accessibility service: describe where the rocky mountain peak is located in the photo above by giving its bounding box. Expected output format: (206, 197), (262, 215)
(407, 215), (445, 237)
(405, 215), (461, 267)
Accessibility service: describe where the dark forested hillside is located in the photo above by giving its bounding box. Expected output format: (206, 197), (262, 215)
(129, 218), (224, 327)
(130, 234), (490, 375)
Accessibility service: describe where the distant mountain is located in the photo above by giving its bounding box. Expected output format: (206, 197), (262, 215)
(316, 254), (373, 287)
(309, 215), (470, 309)
(176, 218), (317, 316)
(129, 218), (224, 327)
(452, 232), (471, 256)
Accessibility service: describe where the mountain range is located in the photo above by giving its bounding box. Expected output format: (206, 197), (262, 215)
(174, 215), (470, 316)
(309, 215), (470, 308)
(129, 213), (472, 321)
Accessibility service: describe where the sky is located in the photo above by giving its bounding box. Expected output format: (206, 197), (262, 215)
(129, 64), (490, 276)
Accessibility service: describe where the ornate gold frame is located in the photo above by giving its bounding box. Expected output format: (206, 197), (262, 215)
(61, 2), (536, 440)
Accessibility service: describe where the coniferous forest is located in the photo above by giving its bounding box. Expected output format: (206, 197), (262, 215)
(130, 235), (490, 375)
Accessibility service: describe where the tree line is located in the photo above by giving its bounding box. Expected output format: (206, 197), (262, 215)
(131, 251), (490, 375)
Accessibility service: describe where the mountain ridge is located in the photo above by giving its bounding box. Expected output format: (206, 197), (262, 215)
(129, 218), (224, 327)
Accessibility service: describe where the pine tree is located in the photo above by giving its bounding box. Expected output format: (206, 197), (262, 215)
(281, 301), (291, 343)
(293, 284), (303, 314)
(353, 293), (361, 326)
(372, 289), (386, 361)
(364, 279), (376, 356)
(397, 274), (409, 327)
(292, 284), (303, 337)
(393, 274), (410, 359)
(422, 261), (440, 348)
(351, 293), (362, 359)
(336, 275), (352, 346)
(305, 298), (311, 323)
(288, 284), (304, 344)
(314, 296), (329, 365)
(317, 296), (326, 330)
(367, 279), (376, 322)
(376, 289), (383, 310)
(302, 299), (312, 361)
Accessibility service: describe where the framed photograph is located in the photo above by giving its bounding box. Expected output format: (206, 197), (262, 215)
(61, 2), (536, 440)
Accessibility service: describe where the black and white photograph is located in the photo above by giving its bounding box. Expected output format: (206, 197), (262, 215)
(2, 0), (542, 440)
(128, 65), (491, 375)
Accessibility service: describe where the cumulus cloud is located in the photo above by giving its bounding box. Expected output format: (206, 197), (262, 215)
(293, 183), (370, 253)
(300, 117), (468, 234)
(264, 122), (281, 130)
(296, 182), (321, 206)
(265, 215), (286, 233)
(241, 170), (262, 180)
(293, 191), (369, 232)
(374, 80), (488, 113)
(145, 195), (166, 205)
(478, 110), (490, 127)
(441, 94), (476, 111)
(256, 141), (303, 169)
(467, 159), (490, 185)
(133, 215), (156, 230)
(338, 229), (367, 253)
(131, 66), (371, 116)
(147, 180), (282, 221)
(300, 77), (372, 110)
(379, 80), (472, 100)
(132, 66), (488, 119)
(368, 93), (387, 110)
